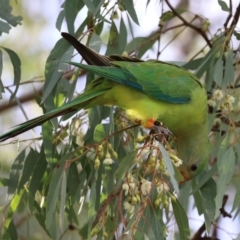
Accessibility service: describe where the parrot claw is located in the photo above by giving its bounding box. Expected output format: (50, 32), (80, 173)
(149, 121), (172, 143)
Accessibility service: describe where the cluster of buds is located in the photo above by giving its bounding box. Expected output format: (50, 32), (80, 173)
(201, 19), (210, 32)
(144, 155), (165, 175)
(122, 173), (141, 215)
(154, 191), (177, 210)
(86, 143), (118, 170)
(169, 152), (183, 167)
(91, 225), (109, 239)
(122, 171), (175, 214)
(208, 89), (237, 112)
(90, 209), (109, 239)
(143, 156), (182, 180)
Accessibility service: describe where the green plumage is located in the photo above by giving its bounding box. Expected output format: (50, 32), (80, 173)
(0, 32), (209, 182)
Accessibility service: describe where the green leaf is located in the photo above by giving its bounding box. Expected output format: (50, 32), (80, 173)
(231, 184), (240, 217)
(218, 0), (230, 12)
(67, 163), (80, 202)
(34, 201), (51, 236)
(65, 0), (85, 34)
(89, 33), (102, 52)
(234, 234), (240, 240)
(172, 198), (190, 240)
(17, 148), (38, 191)
(178, 181), (191, 211)
(126, 37), (147, 52)
(42, 121), (54, 163)
(88, 171), (98, 235)
(59, 171), (67, 232)
(183, 57), (204, 70)
(223, 50), (234, 87)
(233, 31), (240, 40)
(119, 18), (127, 53)
(136, 205), (166, 240)
(93, 0), (105, 16)
(121, 0), (139, 25)
(215, 146), (235, 217)
(95, 20), (104, 36)
(0, 19), (11, 33)
(213, 56), (223, 86)
(8, 149), (26, 197)
(192, 165), (218, 194)
(193, 182), (204, 215)
(0, 50), (3, 98)
(82, 0), (95, 13)
(195, 35), (224, 78)
(105, 21), (121, 55)
(28, 146), (47, 212)
(205, 56), (215, 92)
(199, 178), (216, 232)
(0, 0), (22, 28)
(55, 10), (65, 31)
(8, 219), (18, 240)
(158, 143), (179, 193)
(1, 47), (21, 101)
(45, 153), (73, 236)
(43, 37), (73, 103)
(114, 150), (137, 182)
(94, 124), (106, 142)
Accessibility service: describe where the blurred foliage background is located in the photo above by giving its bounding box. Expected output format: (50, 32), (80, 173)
(0, 0), (240, 239)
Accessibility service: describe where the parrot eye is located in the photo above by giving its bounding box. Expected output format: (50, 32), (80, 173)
(190, 164), (198, 171)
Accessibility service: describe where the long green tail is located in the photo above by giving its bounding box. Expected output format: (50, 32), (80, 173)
(0, 90), (107, 142)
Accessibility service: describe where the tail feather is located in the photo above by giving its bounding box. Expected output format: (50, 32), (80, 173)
(61, 32), (111, 66)
(0, 90), (107, 142)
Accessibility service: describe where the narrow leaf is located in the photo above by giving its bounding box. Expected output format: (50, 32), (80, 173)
(8, 149), (26, 197)
(1, 47), (21, 101)
(8, 219), (18, 240)
(56, 10), (65, 31)
(114, 150), (137, 181)
(223, 50), (234, 87)
(28, 146), (47, 212)
(218, 0), (230, 12)
(119, 18), (127, 53)
(0, 50), (3, 98)
(0, 1), (22, 27)
(43, 38), (73, 102)
(233, 31), (240, 40)
(18, 148), (38, 190)
(105, 21), (120, 55)
(215, 147), (235, 217)
(213, 56), (223, 86)
(94, 124), (106, 142)
(172, 198), (190, 240)
(45, 153), (72, 234)
(199, 178), (216, 232)
(121, 0), (139, 25)
(0, 19), (11, 33)
(60, 171), (67, 232)
(159, 143), (179, 193)
(65, 0), (85, 34)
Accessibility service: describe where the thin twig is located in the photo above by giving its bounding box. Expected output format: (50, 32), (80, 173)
(224, 0), (233, 28)
(164, 0), (212, 48)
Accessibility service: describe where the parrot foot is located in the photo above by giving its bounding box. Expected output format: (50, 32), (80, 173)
(149, 121), (172, 143)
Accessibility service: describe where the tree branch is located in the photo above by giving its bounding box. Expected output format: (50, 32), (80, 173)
(0, 87), (42, 113)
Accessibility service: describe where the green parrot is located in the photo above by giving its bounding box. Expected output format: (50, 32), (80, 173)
(0, 32), (209, 182)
